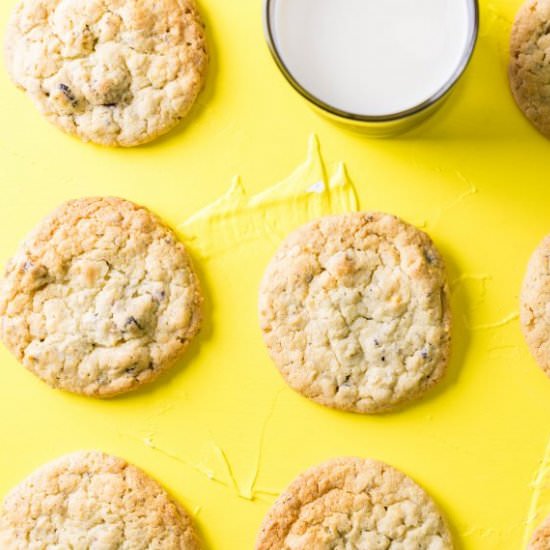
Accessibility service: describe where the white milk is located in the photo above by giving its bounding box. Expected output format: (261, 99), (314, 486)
(271, 0), (472, 116)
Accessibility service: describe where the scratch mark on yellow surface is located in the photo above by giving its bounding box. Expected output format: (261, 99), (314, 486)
(463, 311), (519, 331)
(206, 440), (278, 503)
(486, 3), (512, 25)
(488, 344), (522, 358)
(140, 434), (275, 502)
(244, 387), (286, 500)
(524, 437), (550, 548)
(462, 526), (497, 538)
(484, 3), (513, 36)
(462, 523), (522, 548)
(254, 487), (280, 497)
(179, 135), (359, 258)
(411, 219), (428, 229)
(206, 389), (285, 502)
(144, 402), (175, 424)
(430, 172), (478, 228)
(193, 505), (202, 517)
(210, 442), (243, 497)
(142, 436), (225, 486)
(120, 431), (232, 491)
(452, 274), (493, 327)
(450, 274), (491, 293)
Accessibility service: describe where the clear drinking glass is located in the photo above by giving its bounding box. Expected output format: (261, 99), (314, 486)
(263, 0), (479, 137)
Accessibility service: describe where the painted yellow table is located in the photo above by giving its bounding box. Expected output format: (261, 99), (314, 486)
(0, 0), (548, 548)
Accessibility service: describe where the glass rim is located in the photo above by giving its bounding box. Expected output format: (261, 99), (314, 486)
(263, 0), (480, 123)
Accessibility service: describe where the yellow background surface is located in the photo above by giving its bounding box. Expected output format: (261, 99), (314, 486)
(0, 0), (548, 548)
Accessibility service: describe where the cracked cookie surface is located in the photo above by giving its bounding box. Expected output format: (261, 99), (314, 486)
(0, 450), (200, 549)
(520, 234), (550, 376)
(510, 0), (550, 138)
(4, 0), (208, 146)
(259, 212), (451, 414)
(255, 457), (453, 550)
(0, 197), (202, 397)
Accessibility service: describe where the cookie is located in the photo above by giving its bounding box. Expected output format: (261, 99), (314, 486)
(0, 451), (200, 549)
(256, 457), (453, 550)
(259, 212), (451, 414)
(0, 197), (202, 397)
(520, 234), (550, 375)
(529, 515), (550, 549)
(4, 0), (208, 146)
(509, 0), (550, 138)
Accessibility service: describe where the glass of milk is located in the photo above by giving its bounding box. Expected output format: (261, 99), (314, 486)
(264, 0), (478, 136)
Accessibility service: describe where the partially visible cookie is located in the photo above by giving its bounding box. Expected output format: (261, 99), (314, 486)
(0, 451), (200, 549)
(530, 515), (550, 549)
(521, 234), (550, 375)
(256, 457), (453, 550)
(509, 0), (550, 138)
(4, 0), (208, 146)
(0, 197), (202, 397)
(259, 212), (451, 414)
